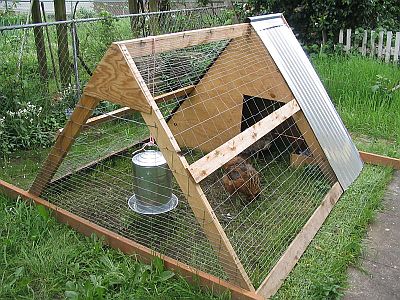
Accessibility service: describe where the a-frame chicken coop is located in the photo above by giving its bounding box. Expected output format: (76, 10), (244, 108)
(2, 14), (365, 299)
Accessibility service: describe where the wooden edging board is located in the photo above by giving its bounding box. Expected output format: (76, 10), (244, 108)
(256, 182), (344, 298)
(1, 150), (397, 299)
(359, 151), (400, 170)
(0, 179), (262, 300)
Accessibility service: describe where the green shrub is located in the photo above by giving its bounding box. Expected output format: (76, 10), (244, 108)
(0, 101), (65, 155)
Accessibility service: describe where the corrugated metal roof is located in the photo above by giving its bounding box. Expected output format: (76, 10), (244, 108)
(249, 14), (363, 190)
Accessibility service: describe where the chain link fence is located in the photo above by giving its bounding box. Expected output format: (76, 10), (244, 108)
(0, 0), (233, 23)
(0, 6), (232, 155)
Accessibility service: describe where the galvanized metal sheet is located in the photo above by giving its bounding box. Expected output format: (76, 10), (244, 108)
(249, 15), (363, 189)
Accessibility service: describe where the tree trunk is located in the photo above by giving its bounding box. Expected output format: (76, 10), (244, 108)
(128, 0), (139, 32)
(31, 0), (48, 83)
(148, 0), (159, 35)
(54, 0), (71, 88)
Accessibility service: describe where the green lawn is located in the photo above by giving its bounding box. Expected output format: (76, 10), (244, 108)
(0, 195), (227, 300)
(0, 54), (399, 299)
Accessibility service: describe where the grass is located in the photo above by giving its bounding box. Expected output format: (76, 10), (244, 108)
(313, 54), (400, 143)
(0, 195), (228, 300)
(273, 164), (393, 299)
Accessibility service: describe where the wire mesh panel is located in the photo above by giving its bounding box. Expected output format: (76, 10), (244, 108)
(121, 26), (336, 286)
(74, 7), (232, 84)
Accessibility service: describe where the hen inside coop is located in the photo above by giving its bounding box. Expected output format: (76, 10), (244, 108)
(31, 25), (340, 290)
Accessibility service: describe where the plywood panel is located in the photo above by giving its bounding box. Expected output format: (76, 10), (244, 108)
(84, 44), (151, 113)
(168, 30), (294, 153)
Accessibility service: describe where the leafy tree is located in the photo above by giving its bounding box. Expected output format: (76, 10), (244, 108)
(242, 0), (400, 44)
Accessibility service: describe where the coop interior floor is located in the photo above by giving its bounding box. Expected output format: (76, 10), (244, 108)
(33, 149), (328, 287)
(0, 118), (334, 287)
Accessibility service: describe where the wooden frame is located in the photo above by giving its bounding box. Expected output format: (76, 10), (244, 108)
(30, 42), (255, 291)
(20, 22), (393, 299)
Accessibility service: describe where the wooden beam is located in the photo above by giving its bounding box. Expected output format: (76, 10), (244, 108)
(83, 107), (133, 127)
(29, 94), (100, 196)
(120, 44), (255, 291)
(0, 179), (262, 300)
(117, 23), (250, 58)
(256, 182), (343, 299)
(359, 151), (400, 169)
(57, 107), (134, 136)
(57, 84), (194, 136)
(154, 85), (195, 103)
(189, 99), (300, 183)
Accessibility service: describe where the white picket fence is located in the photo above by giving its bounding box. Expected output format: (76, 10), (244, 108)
(338, 29), (400, 63)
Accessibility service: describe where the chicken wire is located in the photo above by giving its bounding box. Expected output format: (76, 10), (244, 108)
(29, 27), (340, 288)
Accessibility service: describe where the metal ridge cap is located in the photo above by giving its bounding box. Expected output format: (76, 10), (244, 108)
(246, 13), (283, 23)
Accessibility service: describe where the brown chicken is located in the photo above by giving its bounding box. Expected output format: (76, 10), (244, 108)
(222, 156), (261, 203)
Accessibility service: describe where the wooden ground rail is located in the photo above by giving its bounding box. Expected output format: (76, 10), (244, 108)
(359, 151), (400, 170)
(292, 151), (400, 171)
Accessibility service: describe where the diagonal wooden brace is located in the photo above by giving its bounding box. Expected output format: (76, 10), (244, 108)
(120, 44), (255, 291)
(188, 99), (301, 183)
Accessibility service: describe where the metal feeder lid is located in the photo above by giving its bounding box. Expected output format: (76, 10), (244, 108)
(132, 150), (166, 167)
